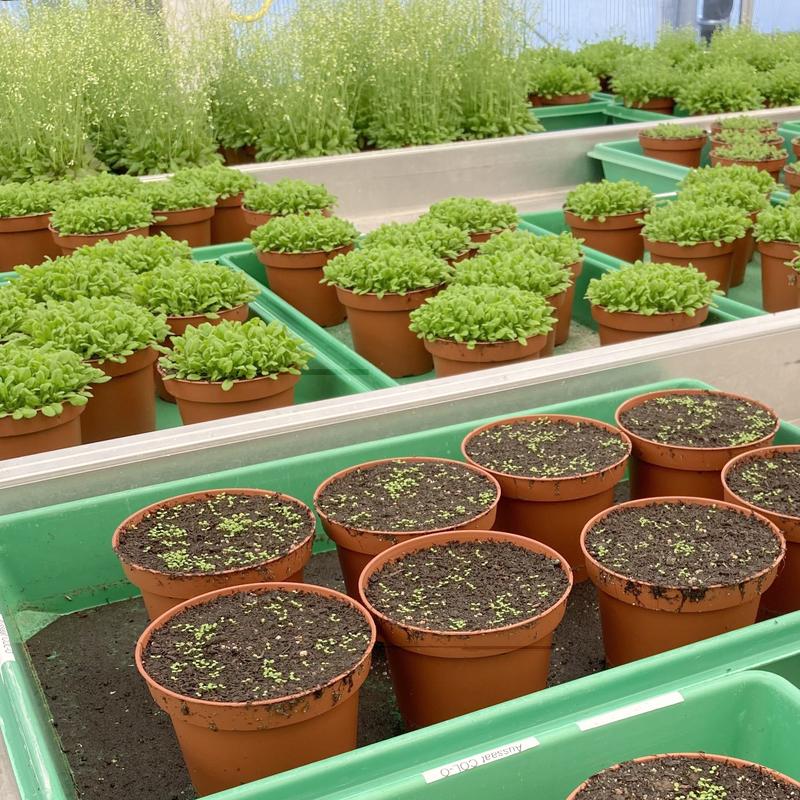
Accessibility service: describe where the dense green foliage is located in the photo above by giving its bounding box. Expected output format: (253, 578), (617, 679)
(534, 62), (599, 99)
(322, 245), (452, 297)
(49, 196), (154, 235)
(361, 219), (471, 261)
(576, 37), (638, 79)
(610, 53), (679, 106)
(585, 261), (718, 315)
(58, 173), (143, 201)
(0, 286), (36, 341)
(409, 284), (555, 347)
(675, 63), (764, 114)
(71, 233), (193, 274)
(641, 201), (750, 246)
(248, 213), (359, 254)
(680, 180), (769, 215)
(714, 115), (775, 132)
(642, 123), (705, 140)
(713, 137), (786, 162)
(243, 180), (335, 216)
(173, 164), (257, 200)
(423, 197), (517, 234)
(140, 180), (217, 213)
(452, 250), (571, 296)
(0, 342), (108, 420)
(159, 318), (312, 389)
(478, 229), (583, 267)
(680, 163), (778, 195)
(13, 256), (135, 303)
(565, 179), (654, 221)
(0, 181), (63, 218)
(753, 205), (800, 243)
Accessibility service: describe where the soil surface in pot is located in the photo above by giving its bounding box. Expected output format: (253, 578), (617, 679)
(584, 501), (781, 592)
(619, 392), (778, 448)
(365, 540), (568, 630)
(116, 493), (313, 574)
(465, 418), (629, 477)
(316, 460), (498, 531)
(726, 452), (800, 517)
(575, 755), (800, 799)
(26, 544), (605, 800)
(142, 587), (371, 702)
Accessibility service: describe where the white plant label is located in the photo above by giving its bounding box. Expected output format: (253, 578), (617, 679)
(0, 613), (14, 665)
(421, 736), (540, 784)
(577, 690), (684, 732)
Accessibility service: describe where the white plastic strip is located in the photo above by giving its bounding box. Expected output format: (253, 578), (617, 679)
(577, 691), (684, 732)
(422, 736), (540, 784)
(0, 614), (14, 665)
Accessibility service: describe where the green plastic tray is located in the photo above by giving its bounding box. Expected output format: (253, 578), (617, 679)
(518, 210), (769, 318)
(1, 378), (800, 800)
(533, 99), (671, 132)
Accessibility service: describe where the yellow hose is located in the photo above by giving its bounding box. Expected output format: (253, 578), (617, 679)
(229, 0), (275, 23)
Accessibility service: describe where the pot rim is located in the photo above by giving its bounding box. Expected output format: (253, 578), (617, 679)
(461, 413), (632, 485)
(643, 236), (737, 253)
(357, 528), (573, 638)
(113, 487), (317, 577)
(152, 204), (215, 215)
(333, 282), (447, 302)
(424, 333), (548, 349)
(255, 242), (355, 258)
(0, 401), (85, 438)
(157, 365), (301, 391)
(48, 223), (149, 240)
(615, 388), (780, 456)
(135, 581), (377, 710)
(638, 132), (708, 144)
(563, 207), (648, 225)
(590, 304), (703, 320)
(580, 495), (786, 594)
(165, 302), (250, 324)
(313, 456), (502, 537)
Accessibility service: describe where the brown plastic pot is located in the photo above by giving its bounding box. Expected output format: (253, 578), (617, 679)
(211, 193), (251, 245)
(160, 369), (300, 425)
(564, 208), (646, 262)
(0, 213), (61, 270)
(135, 582), (375, 796)
(567, 753), (800, 799)
(335, 285), (442, 377)
(591, 304), (708, 345)
(219, 145), (256, 166)
(758, 239), (800, 312)
(785, 167), (800, 194)
(468, 225), (515, 245)
(0, 404), (84, 460)
(82, 347), (159, 443)
(709, 153), (787, 181)
(155, 304), (251, 403)
(730, 210), (759, 288)
(314, 456), (500, 599)
(631, 97), (675, 114)
(50, 225), (149, 256)
(256, 245), (352, 327)
(793, 139), (800, 160)
(615, 388), (780, 501)
(423, 334), (548, 378)
(242, 206), (332, 234)
(582, 496), (784, 666)
(644, 237), (735, 293)
(462, 414), (631, 583)
(539, 291), (566, 356)
(638, 133), (707, 167)
(556, 259), (583, 346)
(113, 488), (316, 620)
(357, 529), (572, 730)
(541, 93), (592, 105)
(723, 445), (800, 617)
(151, 206), (215, 248)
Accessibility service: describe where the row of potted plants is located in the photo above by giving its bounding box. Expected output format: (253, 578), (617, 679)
(108, 384), (797, 793)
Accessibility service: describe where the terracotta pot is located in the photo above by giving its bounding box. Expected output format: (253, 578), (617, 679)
(136, 582), (375, 796)
(0, 213), (61, 270)
(709, 153), (787, 181)
(539, 291), (566, 356)
(631, 96), (675, 114)
(151, 206), (214, 248)
(357, 529), (572, 730)
(793, 139), (800, 160)
(219, 145), (257, 166)
(335, 285), (441, 378)
(113, 488), (315, 620)
(82, 347), (159, 443)
(256, 245), (352, 327)
(564, 208), (646, 262)
(156, 304), (251, 403)
(462, 414), (631, 583)
(599, 76), (613, 93)
(556, 260), (583, 346)
(541, 93), (591, 106)
(242, 206), (332, 234)
(582, 496), (784, 666)
(211, 193), (251, 245)
(567, 753), (800, 799)
(50, 225), (149, 256)
(757, 239), (800, 312)
(528, 93), (544, 107)
(785, 167), (800, 194)
(469, 225), (515, 245)
(0, 403), (84, 460)
(644, 238), (735, 293)
(723, 445), (800, 617)
(591, 304), (708, 345)
(638, 133), (707, 168)
(160, 368), (300, 425)
(314, 456), (500, 599)
(615, 388), (780, 501)
(423, 335), (548, 377)
(730, 210), (759, 288)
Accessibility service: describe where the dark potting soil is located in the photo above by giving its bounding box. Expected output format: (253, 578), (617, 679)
(365, 540), (569, 631)
(726, 451), (800, 517)
(464, 417), (629, 478)
(142, 588), (371, 703)
(585, 501), (781, 591)
(26, 552), (603, 800)
(315, 459), (498, 532)
(619, 391), (778, 448)
(115, 492), (314, 575)
(575, 755), (800, 799)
